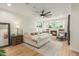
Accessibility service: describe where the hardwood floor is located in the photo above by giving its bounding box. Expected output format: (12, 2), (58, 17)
(57, 41), (70, 56)
(2, 41), (79, 56)
(70, 50), (79, 56)
(3, 44), (40, 56)
(57, 41), (79, 56)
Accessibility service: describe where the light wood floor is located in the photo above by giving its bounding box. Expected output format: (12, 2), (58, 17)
(70, 50), (79, 56)
(57, 41), (70, 56)
(2, 41), (79, 56)
(57, 41), (79, 56)
(3, 44), (40, 56)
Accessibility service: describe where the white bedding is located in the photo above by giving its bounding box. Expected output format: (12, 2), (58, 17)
(23, 33), (52, 48)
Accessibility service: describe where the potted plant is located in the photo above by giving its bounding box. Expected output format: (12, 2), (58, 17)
(0, 49), (6, 56)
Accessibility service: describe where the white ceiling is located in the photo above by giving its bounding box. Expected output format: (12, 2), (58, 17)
(28, 3), (71, 18)
(0, 3), (71, 19)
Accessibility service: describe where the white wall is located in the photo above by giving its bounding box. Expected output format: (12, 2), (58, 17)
(0, 10), (23, 35)
(0, 4), (69, 36)
(21, 15), (38, 34)
(0, 9), (68, 37)
(0, 4), (70, 35)
(70, 4), (79, 52)
(21, 15), (68, 34)
(0, 9), (39, 35)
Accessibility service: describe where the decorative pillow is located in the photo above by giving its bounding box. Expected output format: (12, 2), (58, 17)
(30, 32), (38, 35)
(23, 34), (32, 40)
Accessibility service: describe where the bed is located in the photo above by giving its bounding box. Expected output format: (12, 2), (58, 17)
(23, 33), (52, 49)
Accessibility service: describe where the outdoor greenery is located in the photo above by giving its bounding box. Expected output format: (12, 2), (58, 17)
(48, 22), (63, 29)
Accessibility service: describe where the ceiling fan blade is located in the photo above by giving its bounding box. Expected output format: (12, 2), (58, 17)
(40, 9), (45, 16)
(44, 11), (51, 15)
(44, 14), (52, 17)
(48, 14), (52, 16)
(42, 9), (45, 14)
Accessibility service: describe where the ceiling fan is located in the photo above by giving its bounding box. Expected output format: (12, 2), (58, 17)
(40, 9), (52, 18)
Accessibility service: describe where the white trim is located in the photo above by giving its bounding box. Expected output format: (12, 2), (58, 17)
(70, 46), (79, 52)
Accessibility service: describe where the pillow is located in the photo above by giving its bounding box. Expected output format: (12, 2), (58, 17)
(23, 34), (32, 40)
(30, 32), (38, 35)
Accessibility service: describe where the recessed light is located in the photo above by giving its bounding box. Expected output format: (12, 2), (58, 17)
(7, 3), (12, 6)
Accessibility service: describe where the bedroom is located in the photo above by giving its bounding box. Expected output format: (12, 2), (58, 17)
(0, 3), (78, 56)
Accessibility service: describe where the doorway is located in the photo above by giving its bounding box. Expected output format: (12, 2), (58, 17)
(0, 23), (10, 47)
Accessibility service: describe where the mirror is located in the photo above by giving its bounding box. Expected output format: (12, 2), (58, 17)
(0, 23), (10, 47)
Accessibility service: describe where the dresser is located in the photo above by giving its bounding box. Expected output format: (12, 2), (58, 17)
(11, 35), (23, 46)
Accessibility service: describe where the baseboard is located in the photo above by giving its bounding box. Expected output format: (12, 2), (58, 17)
(70, 46), (79, 53)
(0, 45), (9, 48)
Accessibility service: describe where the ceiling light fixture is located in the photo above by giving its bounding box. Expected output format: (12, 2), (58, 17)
(7, 3), (12, 6)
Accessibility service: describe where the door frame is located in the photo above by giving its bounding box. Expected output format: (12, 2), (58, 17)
(67, 14), (70, 45)
(0, 22), (11, 47)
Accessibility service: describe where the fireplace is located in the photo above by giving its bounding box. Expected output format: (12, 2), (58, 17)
(51, 30), (57, 36)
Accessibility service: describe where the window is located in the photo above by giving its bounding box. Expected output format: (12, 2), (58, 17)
(48, 21), (64, 29)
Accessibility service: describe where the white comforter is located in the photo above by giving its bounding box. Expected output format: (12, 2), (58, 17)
(24, 33), (52, 48)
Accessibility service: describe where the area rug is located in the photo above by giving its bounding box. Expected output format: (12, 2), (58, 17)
(23, 40), (63, 56)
